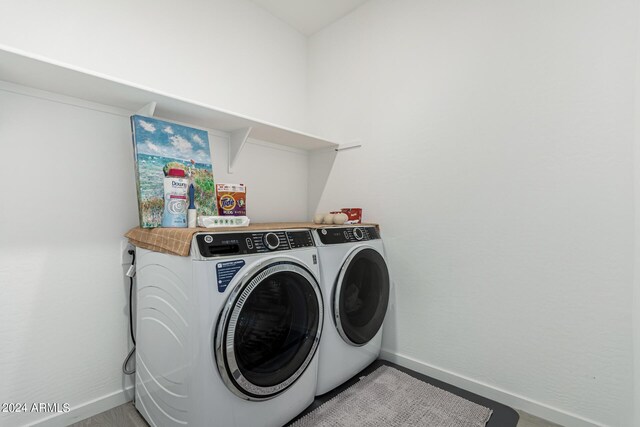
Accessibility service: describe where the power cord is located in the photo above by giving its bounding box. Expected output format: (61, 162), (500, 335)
(128, 249), (136, 346)
(122, 249), (136, 375)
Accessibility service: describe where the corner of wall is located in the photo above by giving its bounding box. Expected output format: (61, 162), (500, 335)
(633, 0), (640, 424)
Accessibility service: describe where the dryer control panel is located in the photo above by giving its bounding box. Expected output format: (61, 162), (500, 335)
(316, 226), (380, 244)
(196, 230), (314, 258)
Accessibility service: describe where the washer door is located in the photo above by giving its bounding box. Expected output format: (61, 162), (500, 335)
(215, 260), (323, 401)
(334, 247), (390, 346)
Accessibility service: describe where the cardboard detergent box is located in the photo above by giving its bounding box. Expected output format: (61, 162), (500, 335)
(216, 183), (246, 216)
(341, 208), (362, 224)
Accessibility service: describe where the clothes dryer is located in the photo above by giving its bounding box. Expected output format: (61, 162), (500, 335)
(313, 226), (390, 396)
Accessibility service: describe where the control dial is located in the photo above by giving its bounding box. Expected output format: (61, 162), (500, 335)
(264, 232), (280, 250)
(353, 228), (364, 241)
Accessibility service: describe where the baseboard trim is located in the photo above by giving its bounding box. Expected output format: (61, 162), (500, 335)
(31, 386), (134, 427)
(380, 349), (605, 427)
(25, 351), (609, 427)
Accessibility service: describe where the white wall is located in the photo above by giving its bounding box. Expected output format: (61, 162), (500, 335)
(0, 84), (310, 427)
(308, 1), (636, 426)
(633, 3), (640, 426)
(0, 0), (308, 130)
(2, 1), (638, 426)
(0, 1), (310, 425)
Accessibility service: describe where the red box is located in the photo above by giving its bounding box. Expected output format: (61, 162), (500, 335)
(341, 208), (362, 224)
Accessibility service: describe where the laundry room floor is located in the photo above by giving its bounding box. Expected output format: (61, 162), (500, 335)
(285, 360), (557, 427)
(71, 361), (562, 427)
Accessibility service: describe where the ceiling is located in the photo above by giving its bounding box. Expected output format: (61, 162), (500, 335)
(251, 0), (370, 36)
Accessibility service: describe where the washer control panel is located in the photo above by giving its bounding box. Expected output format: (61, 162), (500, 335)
(316, 227), (380, 244)
(196, 230), (314, 258)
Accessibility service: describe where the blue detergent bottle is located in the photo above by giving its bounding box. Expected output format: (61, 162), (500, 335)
(161, 168), (188, 228)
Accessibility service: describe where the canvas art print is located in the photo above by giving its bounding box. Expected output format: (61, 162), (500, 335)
(131, 115), (217, 228)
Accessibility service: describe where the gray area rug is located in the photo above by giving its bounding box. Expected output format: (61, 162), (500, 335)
(292, 365), (493, 427)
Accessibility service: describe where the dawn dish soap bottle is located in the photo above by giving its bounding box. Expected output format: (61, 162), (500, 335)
(161, 168), (189, 228)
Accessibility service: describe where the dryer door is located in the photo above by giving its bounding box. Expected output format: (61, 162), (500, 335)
(334, 247), (390, 346)
(215, 259), (323, 401)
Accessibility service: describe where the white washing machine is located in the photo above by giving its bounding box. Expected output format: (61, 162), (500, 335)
(313, 226), (390, 396)
(134, 228), (323, 427)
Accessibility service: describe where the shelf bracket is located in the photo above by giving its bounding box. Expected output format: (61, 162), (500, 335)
(228, 127), (252, 173)
(335, 143), (362, 152)
(137, 102), (157, 117)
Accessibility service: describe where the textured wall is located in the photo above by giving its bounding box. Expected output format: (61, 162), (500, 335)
(0, 1), (310, 424)
(307, 1), (636, 425)
(0, 0), (308, 130)
(0, 80), (308, 427)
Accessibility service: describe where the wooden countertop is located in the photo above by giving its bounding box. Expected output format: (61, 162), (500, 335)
(125, 222), (379, 256)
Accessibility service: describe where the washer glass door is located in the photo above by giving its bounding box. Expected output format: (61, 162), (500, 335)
(335, 248), (390, 346)
(216, 260), (323, 400)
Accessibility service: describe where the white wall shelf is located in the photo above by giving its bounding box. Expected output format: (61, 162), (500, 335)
(0, 46), (340, 171)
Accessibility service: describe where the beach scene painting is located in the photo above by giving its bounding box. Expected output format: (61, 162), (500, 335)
(131, 115), (217, 228)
